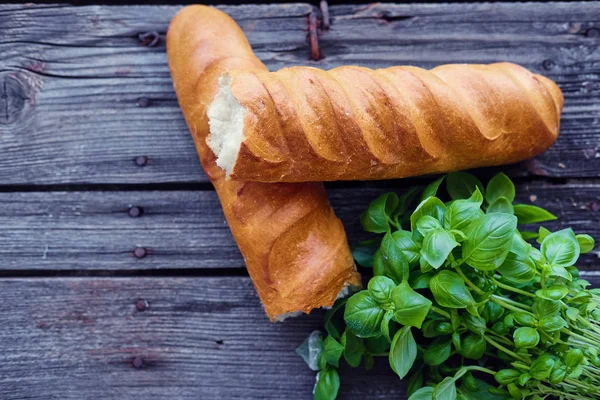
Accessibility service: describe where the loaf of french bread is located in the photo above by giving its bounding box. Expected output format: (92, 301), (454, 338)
(207, 63), (563, 182)
(167, 6), (360, 321)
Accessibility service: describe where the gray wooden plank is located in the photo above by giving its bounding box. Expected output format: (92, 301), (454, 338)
(1, 180), (598, 270)
(0, 3), (598, 184)
(2, 273), (600, 399)
(0, 276), (405, 399)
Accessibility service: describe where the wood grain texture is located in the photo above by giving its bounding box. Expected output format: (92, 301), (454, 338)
(1, 274), (600, 399)
(0, 276), (405, 399)
(0, 3), (598, 184)
(1, 180), (598, 271)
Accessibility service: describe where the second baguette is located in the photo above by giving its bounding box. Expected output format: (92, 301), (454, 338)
(207, 63), (563, 182)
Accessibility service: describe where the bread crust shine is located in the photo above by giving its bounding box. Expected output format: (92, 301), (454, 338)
(167, 6), (360, 320)
(219, 63), (563, 182)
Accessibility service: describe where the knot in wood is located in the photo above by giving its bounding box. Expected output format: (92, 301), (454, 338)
(0, 74), (31, 125)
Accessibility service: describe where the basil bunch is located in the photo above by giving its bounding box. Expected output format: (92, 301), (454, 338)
(297, 172), (599, 400)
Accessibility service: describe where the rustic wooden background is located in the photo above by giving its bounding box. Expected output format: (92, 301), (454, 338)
(0, 2), (598, 399)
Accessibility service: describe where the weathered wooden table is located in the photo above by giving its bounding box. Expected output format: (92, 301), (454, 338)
(0, 2), (598, 398)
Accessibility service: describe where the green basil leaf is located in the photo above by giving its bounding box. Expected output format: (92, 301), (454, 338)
(537, 226), (552, 244)
(394, 187), (423, 221)
(497, 252), (536, 285)
(365, 335), (391, 354)
(373, 246), (409, 285)
(361, 192), (400, 233)
(565, 348), (584, 369)
(513, 204), (557, 224)
(482, 301), (504, 323)
(519, 231), (538, 240)
(341, 329), (364, 368)
(387, 229), (421, 267)
(539, 315), (567, 332)
(296, 330), (324, 371)
(513, 327), (540, 348)
(423, 319), (441, 338)
(368, 276), (396, 303)
(566, 307), (579, 321)
(314, 367), (340, 400)
(576, 234), (595, 254)
(460, 333), (487, 359)
(411, 197), (446, 233)
(536, 285), (569, 301)
(512, 312), (537, 327)
(423, 339), (452, 366)
(462, 213), (517, 271)
(409, 387), (434, 400)
(510, 232), (531, 256)
(324, 298), (347, 340)
(548, 265), (572, 281)
(486, 173), (516, 204)
(549, 361), (567, 384)
(444, 188), (484, 231)
(530, 354), (555, 380)
(447, 171), (485, 200)
(487, 197), (514, 215)
(389, 326), (417, 379)
(464, 314), (486, 335)
(421, 229), (459, 269)
(450, 310), (461, 331)
(494, 369), (521, 385)
(422, 176), (446, 202)
(410, 270), (433, 289)
(506, 383), (524, 399)
(452, 332), (462, 351)
(391, 281), (432, 328)
(407, 369), (424, 397)
(322, 336), (345, 368)
(459, 378), (509, 400)
(434, 376), (457, 400)
(541, 228), (580, 268)
(430, 270), (475, 308)
(435, 322), (453, 335)
(344, 291), (385, 338)
(352, 238), (381, 267)
(533, 298), (560, 320)
(492, 321), (509, 336)
(567, 364), (583, 379)
(417, 215), (443, 237)
(381, 310), (394, 341)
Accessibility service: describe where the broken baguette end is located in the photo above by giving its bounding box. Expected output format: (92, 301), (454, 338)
(207, 73), (246, 177)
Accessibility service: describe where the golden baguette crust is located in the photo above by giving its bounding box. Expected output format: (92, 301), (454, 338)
(223, 63), (563, 182)
(167, 6), (359, 320)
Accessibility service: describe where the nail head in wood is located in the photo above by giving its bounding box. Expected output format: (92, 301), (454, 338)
(132, 356), (144, 368)
(136, 299), (148, 312)
(133, 247), (147, 259)
(542, 59), (555, 70)
(135, 156), (149, 167)
(128, 206), (144, 218)
(136, 97), (150, 108)
(586, 28), (599, 38)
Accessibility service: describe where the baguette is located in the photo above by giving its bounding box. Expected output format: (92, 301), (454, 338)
(167, 6), (360, 321)
(207, 64), (563, 182)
